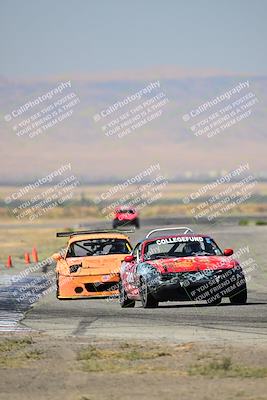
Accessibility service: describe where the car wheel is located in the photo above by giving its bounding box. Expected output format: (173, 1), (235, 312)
(118, 281), (135, 308)
(56, 274), (60, 298)
(135, 218), (140, 229)
(229, 286), (247, 304)
(112, 221), (117, 229)
(207, 296), (222, 305)
(42, 264), (48, 273)
(139, 277), (158, 308)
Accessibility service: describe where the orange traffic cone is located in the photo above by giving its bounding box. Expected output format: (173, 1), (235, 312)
(32, 247), (38, 263)
(24, 252), (31, 264)
(6, 255), (13, 268)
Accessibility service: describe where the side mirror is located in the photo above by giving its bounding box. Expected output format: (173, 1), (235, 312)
(223, 248), (233, 256)
(52, 253), (63, 261)
(124, 255), (135, 262)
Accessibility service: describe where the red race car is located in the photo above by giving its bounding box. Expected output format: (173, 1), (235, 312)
(119, 227), (247, 308)
(113, 207), (140, 229)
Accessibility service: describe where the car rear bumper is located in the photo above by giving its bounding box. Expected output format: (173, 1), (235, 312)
(113, 218), (137, 224)
(57, 273), (119, 298)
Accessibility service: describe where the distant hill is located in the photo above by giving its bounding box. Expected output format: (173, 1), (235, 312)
(0, 68), (266, 183)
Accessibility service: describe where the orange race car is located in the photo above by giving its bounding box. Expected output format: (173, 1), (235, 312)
(52, 229), (133, 300)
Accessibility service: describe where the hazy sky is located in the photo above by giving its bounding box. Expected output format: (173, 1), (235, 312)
(0, 0), (266, 77)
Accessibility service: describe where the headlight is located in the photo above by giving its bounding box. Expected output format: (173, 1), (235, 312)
(69, 264), (81, 273)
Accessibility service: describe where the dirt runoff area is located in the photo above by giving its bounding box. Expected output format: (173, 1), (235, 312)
(0, 334), (267, 400)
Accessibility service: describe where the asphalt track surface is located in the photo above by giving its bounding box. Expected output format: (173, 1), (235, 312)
(2, 221), (267, 344)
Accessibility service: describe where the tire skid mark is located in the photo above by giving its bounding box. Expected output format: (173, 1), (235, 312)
(0, 274), (52, 333)
(72, 317), (99, 336)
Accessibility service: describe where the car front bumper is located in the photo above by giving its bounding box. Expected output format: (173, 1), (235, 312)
(57, 273), (119, 299)
(146, 268), (246, 302)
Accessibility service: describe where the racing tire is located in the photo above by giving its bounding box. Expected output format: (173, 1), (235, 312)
(139, 277), (159, 308)
(56, 273), (60, 298)
(229, 286), (247, 305)
(118, 281), (135, 308)
(42, 264), (48, 273)
(135, 218), (140, 229)
(207, 297), (222, 306)
(112, 221), (118, 229)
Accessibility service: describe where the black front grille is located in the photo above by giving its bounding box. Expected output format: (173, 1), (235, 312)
(84, 282), (118, 292)
(161, 273), (177, 281)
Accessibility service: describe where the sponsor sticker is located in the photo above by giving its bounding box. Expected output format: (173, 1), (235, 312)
(156, 236), (204, 245)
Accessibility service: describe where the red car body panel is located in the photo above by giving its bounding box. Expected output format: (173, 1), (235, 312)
(146, 256), (237, 273)
(120, 233), (246, 304)
(114, 207), (138, 222)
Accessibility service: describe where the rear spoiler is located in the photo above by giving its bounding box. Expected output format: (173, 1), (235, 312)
(56, 229), (135, 238)
(146, 226), (194, 238)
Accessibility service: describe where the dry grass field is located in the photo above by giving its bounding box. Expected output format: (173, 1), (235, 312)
(0, 335), (267, 400)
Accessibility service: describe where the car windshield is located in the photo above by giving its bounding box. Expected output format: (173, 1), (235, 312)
(144, 236), (222, 260)
(118, 209), (134, 214)
(67, 238), (131, 257)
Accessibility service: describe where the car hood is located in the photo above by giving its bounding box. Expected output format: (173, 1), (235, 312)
(146, 256), (237, 273)
(60, 254), (125, 276)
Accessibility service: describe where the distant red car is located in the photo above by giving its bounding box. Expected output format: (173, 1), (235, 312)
(119, 226), (247, 308)
(113, 207), (140, 229)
